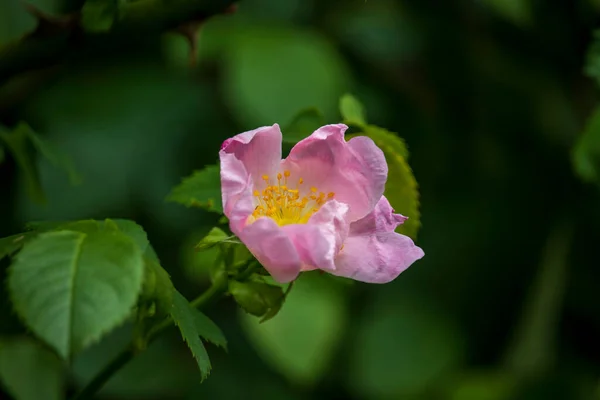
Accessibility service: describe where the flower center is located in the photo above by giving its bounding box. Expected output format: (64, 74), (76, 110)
(252, 170), (334, 226)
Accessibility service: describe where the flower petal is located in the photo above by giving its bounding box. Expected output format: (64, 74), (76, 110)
(281, 200), (350, 272)
(282, 124), (387, 221)
(333, 232), (424, 283)
(220, 124), (282, 187)
(349, 195), (408, 235)
(239, 217), (303, 283)
(219, 152), (255, 234)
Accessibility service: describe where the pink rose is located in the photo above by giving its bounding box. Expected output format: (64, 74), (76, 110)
(219, 124), (424, 283)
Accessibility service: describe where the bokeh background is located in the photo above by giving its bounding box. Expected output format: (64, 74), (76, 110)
(2, 0), (600, 399)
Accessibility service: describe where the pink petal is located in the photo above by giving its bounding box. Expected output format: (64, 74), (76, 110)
(238, 217), (303, 283)
(219, 153), (255, 234)
(333, 232), (424, 283)
(281, 200), (350, 272)
(349, 195), (408, 235)
(282, 124), (387, 222)
(220, 124), (282, 188)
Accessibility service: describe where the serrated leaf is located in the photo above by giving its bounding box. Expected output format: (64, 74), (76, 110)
(573, 106), (600, 183)
(240, 273), (346, 386)
(355, 127), (420, 239)
(167, 165), (223, 213)
(23, 125), (81, 185)
(0, 123), (45, 203)
(283, 108), (325, 144)
(8, 229), (145, 360)
(170, 291), (211, 380)
(339, 94), (367, 127)
(0, 337), (64, 400)
(193, 310), (227, 350)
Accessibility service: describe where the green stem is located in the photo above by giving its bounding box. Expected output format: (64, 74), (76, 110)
(70, 347), (135, 400)
(71, 261), (254, 400)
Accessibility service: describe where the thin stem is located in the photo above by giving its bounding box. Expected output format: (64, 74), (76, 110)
(70, 347), (135, 400)
(71, 261), (255, 400)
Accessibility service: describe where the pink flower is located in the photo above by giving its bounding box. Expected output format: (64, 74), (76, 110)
(219, 124), (424, 283)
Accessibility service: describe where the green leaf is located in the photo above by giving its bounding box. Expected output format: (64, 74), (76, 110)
(140, 255), (174, 316)
(240, 273), (347, 386)
(8, 229), (145, 359)
(170, 291), (211, 380)
(348, 291), (465, 397)
(81, 0), (117, 33)
(0, 123), (45, 203)
(283, 107), (325, 144)
(447, 371), (517, 400)
(0, 233), (34, 261)
(24, 125), (81, 185)
(223, 26), (351, 128)
(573, 106), (600, 183)
(195, 227), (232, 251)
(339, 93), (367, 127)
(229, 280), (285, 321)
(356, 126), (419, 239)
(193, 310), (227, 350)
(167, 165), (223, 213)
(0, 337), (64, 400)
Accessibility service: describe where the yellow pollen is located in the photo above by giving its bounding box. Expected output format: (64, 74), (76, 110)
(251, 171), (335, 226)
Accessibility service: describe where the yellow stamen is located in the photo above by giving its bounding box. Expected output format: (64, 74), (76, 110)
(251, 171), (335, 226)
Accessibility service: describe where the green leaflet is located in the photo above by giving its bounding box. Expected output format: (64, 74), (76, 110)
(8, 229), (144, 360)
(167, 165), (223, 213)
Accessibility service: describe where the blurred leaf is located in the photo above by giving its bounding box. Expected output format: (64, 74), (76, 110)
(357, 126), (420, 239)
(240, 272), (346, 386)
(229, 280), (285, 321)
(339, 93), (367, 127)
(81, 0), (116, 32)
(8, 229), (144, 359)
(573, 106), (600, 183)
(170, 291), (211, 380)
(193, 309), (227, 350)
(479, 0), (532, 27)
(448, 371), (517, 400)
(0, 123), (45, 203)
(0, 337), (64, 400)
(167, 165), (223, 213)
(223, 26), (351, 128)
(283, 107), (325, 144)
(587, 31), (600, 87)
(503, 221), (572, 376)
(23, 124), (82, 185)
(348, 291), (465, 398)
(195, 227), (232, 251)
(0, 232), (35, 261)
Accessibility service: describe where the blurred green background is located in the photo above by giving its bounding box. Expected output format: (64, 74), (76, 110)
(2, 0), (600, 399)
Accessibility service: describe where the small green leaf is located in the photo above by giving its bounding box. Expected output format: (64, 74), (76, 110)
(170, 291), (211, 380)
(193, 310), (227, 350)
(0, 337), (64, 400)
(0, 123), (45, 203)
(8, 229), (145, 359)
(167, 165), (223, 213)
(573, 106), (600, 183)
(240, 273), (346, 386)
(229, 280), (285, 321)
(356, 127), (419, 239)
(195, 227), (232, 251)
(283, 108), (325, 144)
(24, 126), (81, 185)
(339, 94), (367, 127)
(141, 256), (175, 316)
